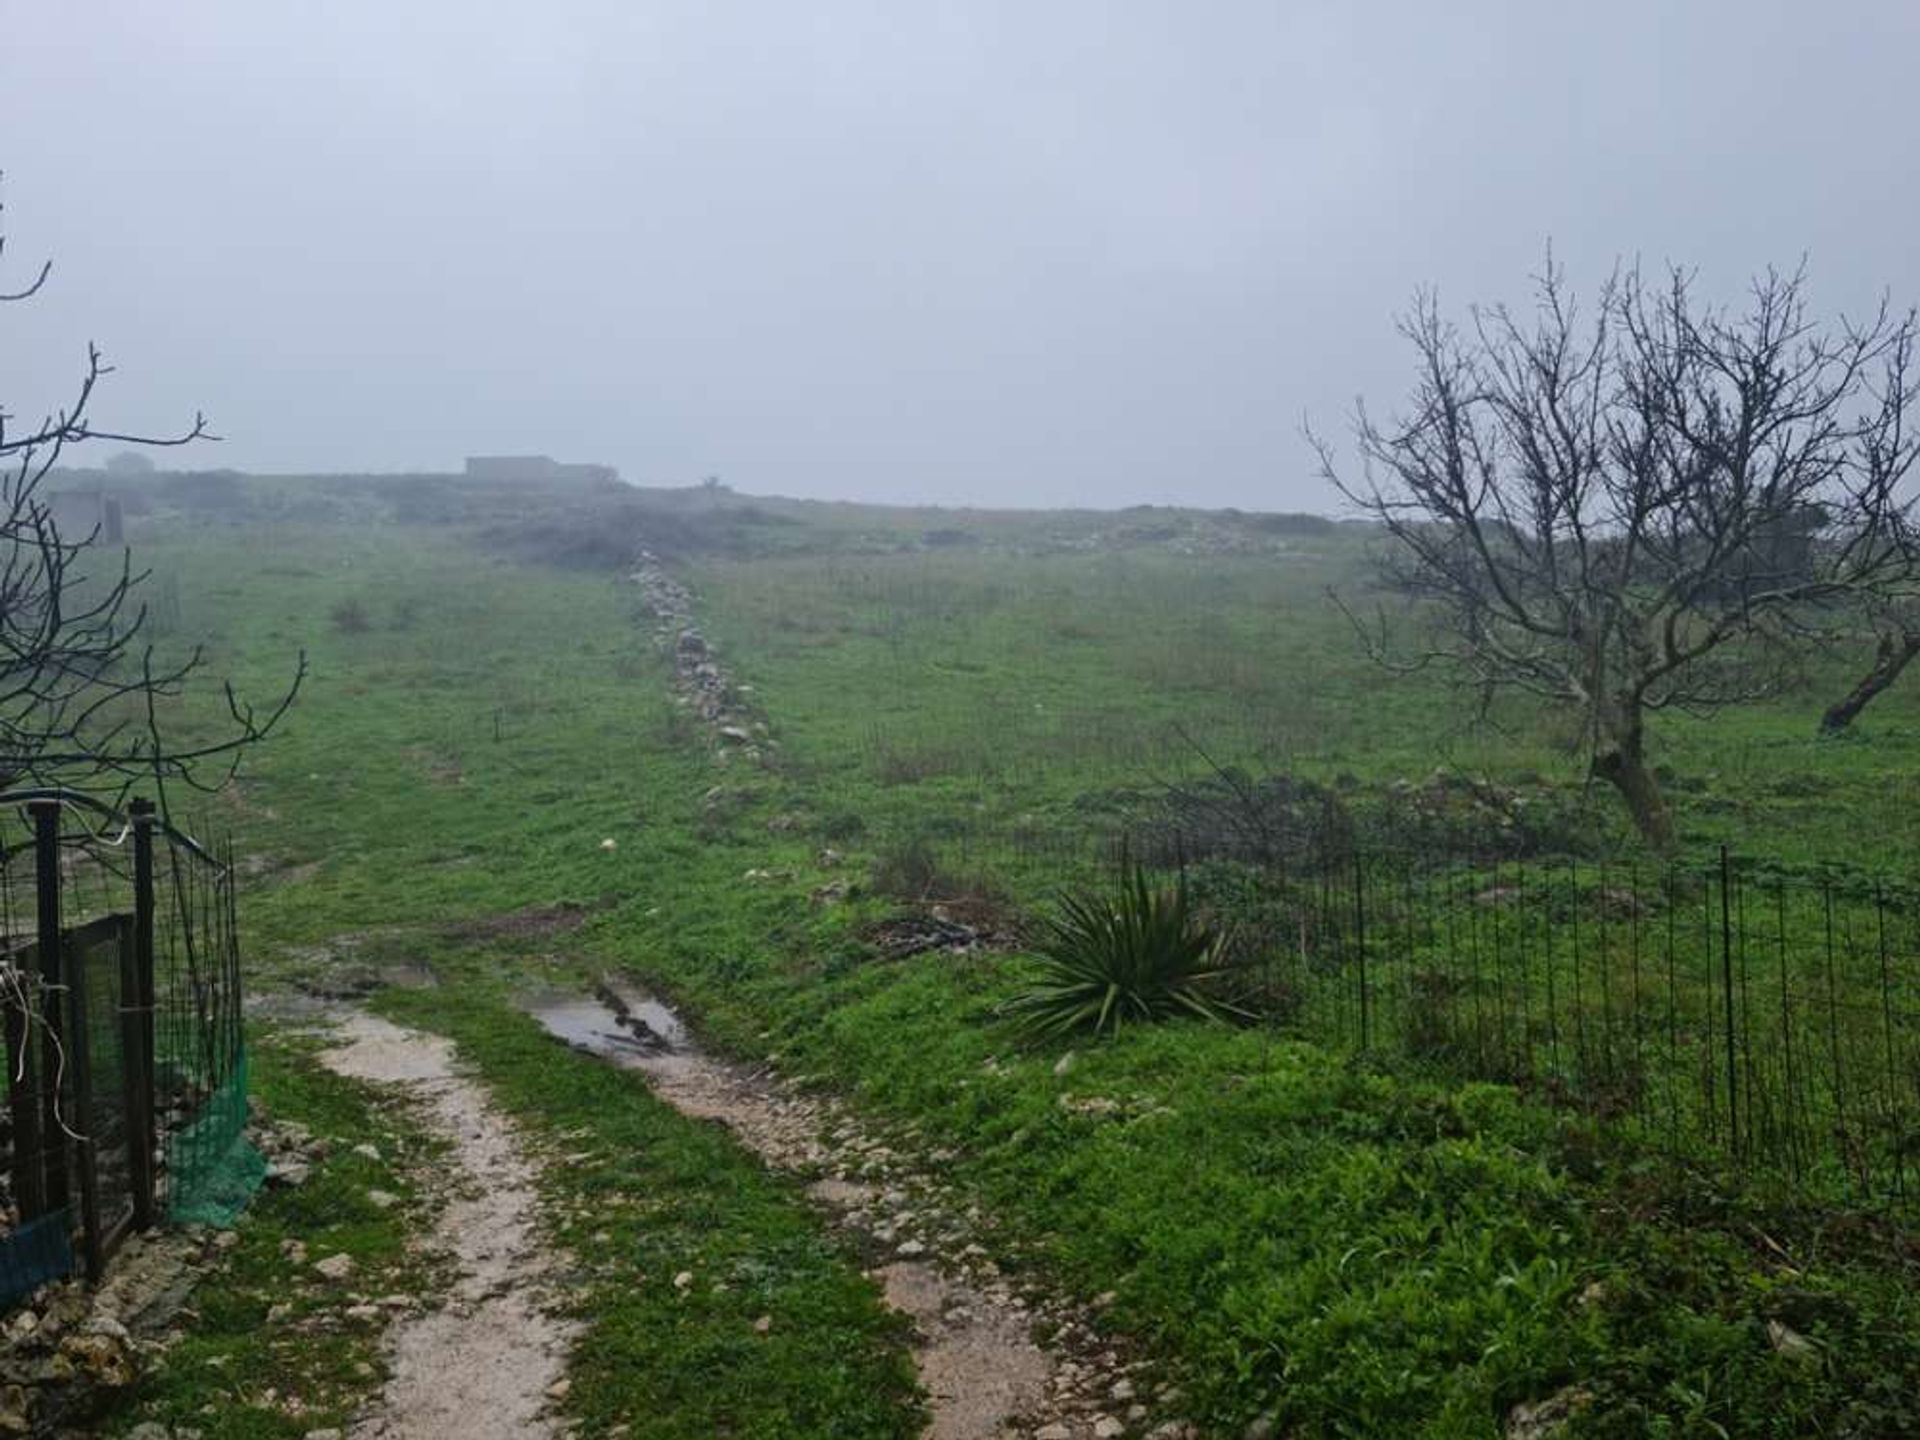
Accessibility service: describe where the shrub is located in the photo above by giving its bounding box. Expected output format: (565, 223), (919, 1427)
(329, 597), (372, 634)
(1131, 770), (1349, 869)
(1002, 866), (1249, 1039)
(867, 832), (1012, 913)
(819, 810), (867, 843)
(869, 834), (943, 898)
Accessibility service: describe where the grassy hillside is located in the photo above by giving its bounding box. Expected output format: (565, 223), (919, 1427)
(100, 475), (1920, 1438)
(684, 543), (1920, 873)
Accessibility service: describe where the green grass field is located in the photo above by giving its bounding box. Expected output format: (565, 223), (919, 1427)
(90, 473), (1920, 1438)
(685, 541), (1920, 871)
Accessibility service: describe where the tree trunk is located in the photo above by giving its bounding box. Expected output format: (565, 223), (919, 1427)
(1590, 719), (1675, 852)
(1820, 629), (1920, 735)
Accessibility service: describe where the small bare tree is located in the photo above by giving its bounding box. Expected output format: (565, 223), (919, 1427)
(1820, 601), (1920, 735)
(1315, 260), (1920, 849)
(2, 188), (302, 806)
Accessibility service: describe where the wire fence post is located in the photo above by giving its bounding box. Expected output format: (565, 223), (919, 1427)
(1352, 847), (1370, 1052)
(1569, 860), (1587, 1104)
(1876, 883), (1904, 1205)
(128, 799), (159, 1230)
(29, 799), (68, 1216)
(64, 929), (103, 1284)
(1720, 846), (1740, 1161)
(1663, 865), (1679, 1154)
(1822, 876), (1850, 1198)
(1775, 877), (1800, 1184)
(5, 958), (43, 1223)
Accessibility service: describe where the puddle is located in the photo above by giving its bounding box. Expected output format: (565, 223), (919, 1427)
(523, 981), (696, 1076)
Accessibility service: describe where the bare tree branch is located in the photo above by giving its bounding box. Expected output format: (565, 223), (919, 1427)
(1318, 255), (1920, 848)
(0, 185), (301, 814)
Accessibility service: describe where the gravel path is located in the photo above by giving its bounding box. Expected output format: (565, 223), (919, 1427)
(322, 1013), (579, 1440)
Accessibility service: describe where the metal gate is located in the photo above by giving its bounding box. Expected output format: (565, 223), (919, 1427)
(0, 791), (244, 1303)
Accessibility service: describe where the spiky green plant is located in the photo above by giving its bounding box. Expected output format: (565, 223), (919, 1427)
(1002, 865), (1249, 1039)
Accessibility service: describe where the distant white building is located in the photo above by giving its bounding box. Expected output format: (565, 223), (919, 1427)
(463, 455), (618, 484)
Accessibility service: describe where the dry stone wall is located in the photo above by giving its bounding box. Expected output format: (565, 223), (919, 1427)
(628, 550), (775, 768)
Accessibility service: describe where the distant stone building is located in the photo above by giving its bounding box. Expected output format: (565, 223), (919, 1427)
(463, 455), (618, 485)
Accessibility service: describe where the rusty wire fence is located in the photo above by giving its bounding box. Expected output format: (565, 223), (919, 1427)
(1183, 845), (1920, 1213)
(864, 803), (1920, 1216)
(0, 792), (253, 1304)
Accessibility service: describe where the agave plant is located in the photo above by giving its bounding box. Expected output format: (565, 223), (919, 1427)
(1002, 865), (1249, 1040)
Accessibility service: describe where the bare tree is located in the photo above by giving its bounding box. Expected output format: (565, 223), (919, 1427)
(1, 189), (302, 808)
(1820, 601), (1920, 735)
(1314, 260), (1920, 849)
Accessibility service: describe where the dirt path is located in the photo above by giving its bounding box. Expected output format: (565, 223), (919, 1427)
(322, 1012), (579, 1440)
(532, 986), (1176, 1440)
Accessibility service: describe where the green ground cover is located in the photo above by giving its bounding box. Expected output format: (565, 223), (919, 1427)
(98, 479), (1920, 1437)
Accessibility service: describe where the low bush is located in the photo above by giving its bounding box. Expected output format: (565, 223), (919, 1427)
(869, 834), (945, 899)
(818, 809), (868, 843)
(329, 597), (372, 634)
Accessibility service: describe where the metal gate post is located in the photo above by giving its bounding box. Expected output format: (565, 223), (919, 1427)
(64, 929), (103, 1282)
(29, 799), (69, 1215)
(128, 800), (158, 1228)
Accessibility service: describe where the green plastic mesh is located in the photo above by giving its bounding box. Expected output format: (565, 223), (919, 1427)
(166, 1048), (265, 1226)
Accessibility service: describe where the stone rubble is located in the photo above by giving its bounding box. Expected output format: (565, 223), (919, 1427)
(0, 1116), (327, 1437)
(627, 551), (775, 768)
(1505, 1385), (1595, 1440)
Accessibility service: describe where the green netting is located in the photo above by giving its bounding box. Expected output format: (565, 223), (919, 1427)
(166, 1048), (265, 1226)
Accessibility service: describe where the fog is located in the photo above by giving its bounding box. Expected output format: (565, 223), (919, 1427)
(4, 1), (1916, 510)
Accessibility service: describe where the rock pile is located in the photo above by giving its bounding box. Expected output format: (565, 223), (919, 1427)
(862, 907), (1020, 960)
(628, 550), (774, 767)
(0, 1287), (144, 1435)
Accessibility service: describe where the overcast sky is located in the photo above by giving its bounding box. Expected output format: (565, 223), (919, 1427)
(4, 2), (1916, 511)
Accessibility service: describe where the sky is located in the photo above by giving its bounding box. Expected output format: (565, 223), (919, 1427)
(4, 1), (1917, 512)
